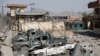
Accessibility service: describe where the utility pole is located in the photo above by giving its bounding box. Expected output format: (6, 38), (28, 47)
(28, 3), (35, 12)
(2, 6), (4, 15)
(0, 5), (4, 15)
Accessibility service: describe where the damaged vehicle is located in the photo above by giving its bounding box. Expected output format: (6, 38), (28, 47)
(12, 29), (43, 51)
(29, 43), (76, 56)
(12, 29), (69, 56)
(71, 42), (93, 56)
(12, 29), (44, 56)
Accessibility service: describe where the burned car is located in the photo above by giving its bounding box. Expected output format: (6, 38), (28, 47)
(12, 29), (44, 56)
(12, 32), (29, 51)
(12, 29), (68, 56)
(12, 29), (43, 51)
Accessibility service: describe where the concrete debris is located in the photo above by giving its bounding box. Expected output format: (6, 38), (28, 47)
(0, 26), (99, 56)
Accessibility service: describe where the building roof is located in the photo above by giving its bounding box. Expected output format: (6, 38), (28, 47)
(16, 12), (46, 16)
(30, 8), (68, 17)
(31, 8), (48, 13)
(88, 0), (100, 8)
(16, 8), (48, 16)
(7, 4), (27, 8)
(49, 11), (82, 18)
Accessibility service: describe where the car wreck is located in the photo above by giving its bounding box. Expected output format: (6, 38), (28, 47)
(12, 29), (76, 56)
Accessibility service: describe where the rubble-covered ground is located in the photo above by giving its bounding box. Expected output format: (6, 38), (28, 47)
(1, 30), (100, 56)
(0, 16), (100, 56)
(74, 30), (100, 56)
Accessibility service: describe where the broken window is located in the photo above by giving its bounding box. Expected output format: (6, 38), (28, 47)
(75, 24), (77, 27)
(80, 24), (83, 27)
(31, 32), (36, 35)
(42, 36), (48, 40)
(35, 37), (41, 41)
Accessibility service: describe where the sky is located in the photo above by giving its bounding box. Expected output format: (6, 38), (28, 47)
(0, 0), (94, 13)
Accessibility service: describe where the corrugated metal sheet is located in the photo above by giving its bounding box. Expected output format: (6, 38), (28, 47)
(16, 12), (45, 16)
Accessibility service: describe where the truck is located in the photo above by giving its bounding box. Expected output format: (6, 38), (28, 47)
(12, 29), (68, 56)
(12, 29), (44, 56)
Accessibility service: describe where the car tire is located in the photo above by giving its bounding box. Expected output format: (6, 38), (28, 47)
(20, 46), (29, 56)
(37, 52), (45, 56)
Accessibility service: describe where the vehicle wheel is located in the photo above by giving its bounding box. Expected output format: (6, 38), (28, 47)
(37, 52), (45, 56)
(20, 46), (29, 56)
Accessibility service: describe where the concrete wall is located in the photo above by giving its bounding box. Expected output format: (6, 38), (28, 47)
(10, 8), (25, 16)
(10, 8), (16, 16)
(21, 21), (65, 32)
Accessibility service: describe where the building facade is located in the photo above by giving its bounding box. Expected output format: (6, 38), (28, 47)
(7, 4), (27, 31)
(88, 0), (100, 34)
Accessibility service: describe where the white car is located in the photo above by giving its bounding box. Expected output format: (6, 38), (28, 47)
(30, 43), (76, 56)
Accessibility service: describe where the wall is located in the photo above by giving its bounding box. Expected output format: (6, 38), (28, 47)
(21, 21), (65, 32)
(93, 7), (100, 34)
